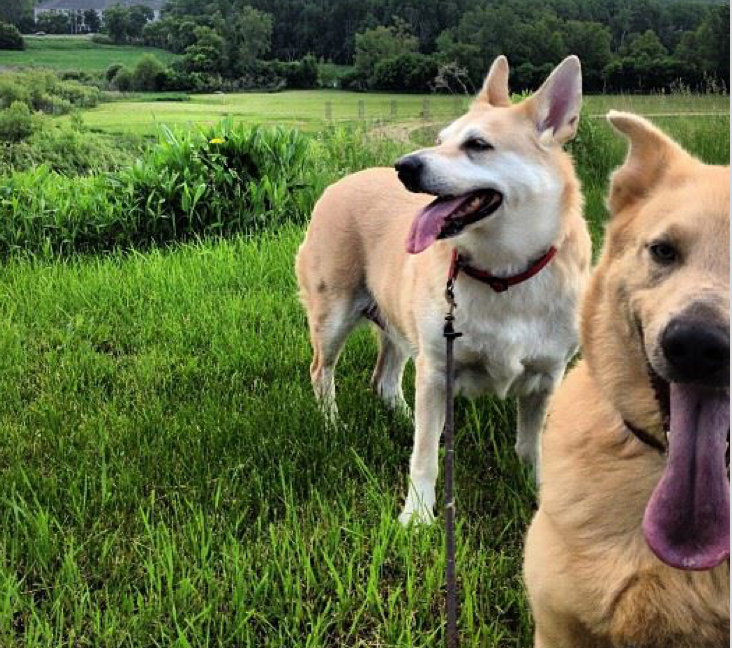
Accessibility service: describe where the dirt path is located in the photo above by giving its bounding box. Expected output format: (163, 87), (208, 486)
(370, 111), (729, 144)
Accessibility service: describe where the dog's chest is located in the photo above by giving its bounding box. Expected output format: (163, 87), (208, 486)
(448, 292), (576, 398)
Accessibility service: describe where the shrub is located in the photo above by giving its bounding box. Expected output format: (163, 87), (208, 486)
(372, 53), (439, 92)
(340, 69), (369, 91)
(91, 34), (114, 45)
(132, 54), (166, 91)
(0, 102), (41, 143)
(118, 121), (314, 245)
(0, 21), (24, 51)
(0, 121), (316, 257)
(0, 71), (100, 115)
(282, 55), (319, 89)
(113, 67), (134, 92)
(0, 77), (30, 109)
(0, 122), (138, 174)
(105, 63), (124, 83)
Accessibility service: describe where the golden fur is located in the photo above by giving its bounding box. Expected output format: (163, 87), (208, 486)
(523, 112), (730, 648)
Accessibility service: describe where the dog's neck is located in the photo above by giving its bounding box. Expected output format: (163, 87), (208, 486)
(450, 174), (570, 277)
(453, 211), (565, 278)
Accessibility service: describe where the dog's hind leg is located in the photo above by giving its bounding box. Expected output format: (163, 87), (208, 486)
(516, 389), (552, 481)
(306, 295), (362, 421)
(371, 329), (410, 416)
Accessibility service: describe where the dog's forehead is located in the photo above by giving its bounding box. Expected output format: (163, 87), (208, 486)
(647, 169), (729, 233)
(439, 107), (524, 144)
(637, 169), (730, 273)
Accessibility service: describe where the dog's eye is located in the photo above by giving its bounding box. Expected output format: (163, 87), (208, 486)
(649, 241), (679, 265)
(464, 137), (493, 152)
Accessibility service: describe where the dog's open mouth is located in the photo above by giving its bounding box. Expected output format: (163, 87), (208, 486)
(641, 363), (730, 571)
(406, 189), (503, 254)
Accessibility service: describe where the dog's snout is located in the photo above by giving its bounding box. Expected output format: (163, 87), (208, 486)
(661, 318), (730, 385)
(395, 155), (424, 193)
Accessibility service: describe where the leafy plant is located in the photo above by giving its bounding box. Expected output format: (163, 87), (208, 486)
(0, 20), (24, 50)
(0, 120), (320, 257)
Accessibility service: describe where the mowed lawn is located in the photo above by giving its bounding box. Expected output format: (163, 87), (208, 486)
(69, 90), (731, 136)
(0, 115), (728, 646)
(0, 35), (177, 72)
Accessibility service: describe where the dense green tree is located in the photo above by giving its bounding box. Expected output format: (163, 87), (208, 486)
(83, 9), (101, 33)
(434, 30), (483, 88)
(103, 4), (154, 43)
(0, 0), (34, 29)
(183, 26), (225, 74)
(151, 0), (730, 93)
(623, 29), (668, 60)
(103, 4), (130, 43)
(127, 5), (154, 38)
(563, 21), (612, 89)
(225, 5), (272, 74)
(354, 24), (418, 80)
(0, 21), (25, 50)
(35, 11), (71, 34)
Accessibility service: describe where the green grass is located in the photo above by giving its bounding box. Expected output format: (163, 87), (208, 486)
(0, 36), (178, 73)
(64, 90), (730, 136)
(0, 229), (532, 647)
(0, 113), (728, 646)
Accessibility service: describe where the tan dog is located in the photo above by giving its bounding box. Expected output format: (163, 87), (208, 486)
(524, 112), (730, 647)
(296, 56), (591, 524)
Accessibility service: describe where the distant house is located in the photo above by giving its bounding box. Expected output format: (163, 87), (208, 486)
(34, 0), (165, 31)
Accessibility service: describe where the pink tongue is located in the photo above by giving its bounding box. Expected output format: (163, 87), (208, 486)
(643, 384), (730, 570)
(406, 196), (468, 254)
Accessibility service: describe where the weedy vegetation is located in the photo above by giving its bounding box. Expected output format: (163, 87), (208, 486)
(0, 103), (728, 646)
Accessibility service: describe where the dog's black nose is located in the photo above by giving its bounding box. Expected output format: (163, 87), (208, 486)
(661, 319), (730, 384)
(395, 155), (424, 193)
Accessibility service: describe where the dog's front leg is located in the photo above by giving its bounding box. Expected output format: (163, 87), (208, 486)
(399, 355), (445, 525)
(516, 389), (552, 481)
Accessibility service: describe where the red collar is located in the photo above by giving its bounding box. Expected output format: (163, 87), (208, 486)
(448, 246), (557, 293)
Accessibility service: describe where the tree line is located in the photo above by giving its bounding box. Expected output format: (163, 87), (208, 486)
(1, 0), (729, 94)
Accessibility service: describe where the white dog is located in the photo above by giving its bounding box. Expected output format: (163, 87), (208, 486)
(296, 56), (591, 523)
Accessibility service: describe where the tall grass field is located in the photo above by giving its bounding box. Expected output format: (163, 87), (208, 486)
(0, 36), (177, 72)
(0, 107), (729, 646)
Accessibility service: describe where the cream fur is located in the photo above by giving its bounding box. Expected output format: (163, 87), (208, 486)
(295, 56), (591, 523)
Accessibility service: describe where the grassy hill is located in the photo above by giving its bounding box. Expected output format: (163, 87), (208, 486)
(0, 35), (178, 72)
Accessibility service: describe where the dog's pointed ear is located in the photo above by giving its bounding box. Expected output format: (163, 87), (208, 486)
(607, 110), (694, 214)
(527, 55), (582, 145)
(475, 55), (511, 108)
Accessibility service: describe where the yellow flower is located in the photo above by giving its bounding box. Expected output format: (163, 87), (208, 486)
(210, 138), (225, 144)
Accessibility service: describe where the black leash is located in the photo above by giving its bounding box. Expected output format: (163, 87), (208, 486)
(439, 245), (558, 646)
(443, 266), (462, 648)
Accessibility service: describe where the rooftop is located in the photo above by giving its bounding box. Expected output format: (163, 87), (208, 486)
(35, 0), (165, 11)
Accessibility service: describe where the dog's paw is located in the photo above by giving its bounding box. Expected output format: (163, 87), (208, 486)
(318, 400), (339, 426)
(399, 505), (435, 527)
(399, 486), (436, 526)
(515, 439), (541, 485)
